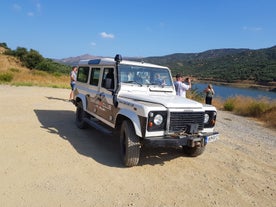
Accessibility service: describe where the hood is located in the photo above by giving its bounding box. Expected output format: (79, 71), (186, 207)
(119, 92), (203, 108)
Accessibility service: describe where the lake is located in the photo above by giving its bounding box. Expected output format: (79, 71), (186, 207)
(192, 83), (276, 100)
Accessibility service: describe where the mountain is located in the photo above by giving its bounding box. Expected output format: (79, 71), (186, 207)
(53, 54), (102, 66)
(54, 46), (276, 84)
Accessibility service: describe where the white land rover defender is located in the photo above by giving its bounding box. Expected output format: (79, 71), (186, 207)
(73, 54), (219, 167)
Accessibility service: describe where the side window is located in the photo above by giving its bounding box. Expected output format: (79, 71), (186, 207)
(89, 68), (100, 86)
(77, 67), (89, 83)
(102, 68), (114, 89)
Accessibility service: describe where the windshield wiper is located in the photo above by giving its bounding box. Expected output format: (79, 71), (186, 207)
(124, 81), (143, 86)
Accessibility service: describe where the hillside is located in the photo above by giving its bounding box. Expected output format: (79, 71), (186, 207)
(144, 46), (276, 84)
(0, 51), (69, 88)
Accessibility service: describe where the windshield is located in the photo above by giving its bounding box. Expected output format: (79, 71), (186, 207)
(118, 64), (173, 86)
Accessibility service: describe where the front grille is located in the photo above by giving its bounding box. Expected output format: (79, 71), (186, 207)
(169, 112), (204, 132)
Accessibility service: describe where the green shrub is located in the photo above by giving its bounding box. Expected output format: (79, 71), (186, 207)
(9, 68), (20, 73)
(224, 97), (235, 111)
(30, 70), (47, 76)
(12, 82), (34, 86)
(247, 101), (270, 117)
(0, 73), (13, 82)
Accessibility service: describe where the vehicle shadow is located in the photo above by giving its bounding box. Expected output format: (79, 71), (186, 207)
(45, 96), (69, 102)
(139, 147), (184, 166)
(34, 109), (123, 168)
(34, 109), (185, 168)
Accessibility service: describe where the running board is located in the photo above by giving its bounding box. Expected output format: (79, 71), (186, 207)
(83, 118), (112, 135)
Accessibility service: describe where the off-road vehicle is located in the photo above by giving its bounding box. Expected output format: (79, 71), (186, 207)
(73, 54), (219, 166)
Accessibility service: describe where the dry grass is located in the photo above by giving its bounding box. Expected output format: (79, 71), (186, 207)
(223, 96), (276, 129)
(0, 54), (69, 88)
(187, 87), (275, 129)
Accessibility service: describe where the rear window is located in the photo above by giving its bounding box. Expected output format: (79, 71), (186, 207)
(89, 68), (100, 86)
(77, 67), (89, 83)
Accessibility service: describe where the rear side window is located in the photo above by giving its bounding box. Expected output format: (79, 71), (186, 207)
(77, 67), (89, 83)
(90, 68), (100, 86)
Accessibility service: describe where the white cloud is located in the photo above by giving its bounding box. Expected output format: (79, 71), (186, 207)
(36, 3), (41, 12)
(243, 26), (262, 32)
(27, 12), (34, 16)
(100, 32), (115, 39)
(12, 3), (22, 11)
(159, 22), (165, 27)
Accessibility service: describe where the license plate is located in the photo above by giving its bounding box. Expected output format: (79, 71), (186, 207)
(205, 133), (219, 143)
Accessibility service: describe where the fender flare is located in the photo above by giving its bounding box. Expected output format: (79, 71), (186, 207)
(75, 94), (88, 110)
(117, 108), (143, 137)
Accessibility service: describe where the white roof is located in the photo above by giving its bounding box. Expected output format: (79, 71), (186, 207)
(78, 57), (168, 69)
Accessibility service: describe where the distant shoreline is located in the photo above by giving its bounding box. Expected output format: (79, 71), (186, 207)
(195, 79), (276, 92)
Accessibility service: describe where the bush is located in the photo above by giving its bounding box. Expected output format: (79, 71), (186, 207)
(260, 106), (276, 128)
(223, 97), (235, 111)
(23, 49), (44, 69)
(0, 73), (13, 82)
(247, 101), (270, 117)
(36, 58), (71, 74)
(9, 68), (20, 73)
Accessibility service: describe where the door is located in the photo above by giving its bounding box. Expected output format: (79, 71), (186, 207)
(96, 67), (118, 125)
(86, 67), (101, 114)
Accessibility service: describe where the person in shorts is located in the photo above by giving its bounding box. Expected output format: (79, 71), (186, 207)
(69, 66), (77, 100)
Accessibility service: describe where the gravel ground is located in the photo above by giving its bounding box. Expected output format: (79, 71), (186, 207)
(0, 85), (275, 207)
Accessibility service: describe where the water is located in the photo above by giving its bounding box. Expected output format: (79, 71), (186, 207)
(192, 83), (276, 100)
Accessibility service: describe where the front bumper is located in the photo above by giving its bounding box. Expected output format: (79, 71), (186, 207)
(141, 132), (219, 148)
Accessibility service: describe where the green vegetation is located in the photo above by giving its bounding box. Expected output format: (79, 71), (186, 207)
(2, 42), (71, 75)
(223, 98), (235, 111)
(9, 67), (20, 73)
(0, 72), (13, 82)
(144, 46), (276, 85)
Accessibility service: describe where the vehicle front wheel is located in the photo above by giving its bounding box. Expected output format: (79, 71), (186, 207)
(120, 120), (141, 167)
(76, 102), (89, 129)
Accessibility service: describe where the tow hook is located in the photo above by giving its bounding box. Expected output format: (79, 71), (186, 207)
(195, 141), (202, 147)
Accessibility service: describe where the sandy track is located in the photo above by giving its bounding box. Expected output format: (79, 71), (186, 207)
(0, 85), (275, 207)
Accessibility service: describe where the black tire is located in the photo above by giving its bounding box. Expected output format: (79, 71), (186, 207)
(120, 120), (141, 167)
(182, 145), (205, 157)
(76, 102), (89, 129)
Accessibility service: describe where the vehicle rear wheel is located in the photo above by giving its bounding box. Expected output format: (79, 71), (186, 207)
(182, 145), (205, 157)
(120, 120), (141, 167)
(76, 101), (89, 129)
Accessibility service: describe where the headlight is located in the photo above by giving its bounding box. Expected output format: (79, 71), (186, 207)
(204, 113), (210, 124)
(147, 111), (167, 131)
(204, 111), (217, 128)
(153, 114), (163, 125)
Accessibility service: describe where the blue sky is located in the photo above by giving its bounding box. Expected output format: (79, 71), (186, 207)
(1, 0), (275, 59)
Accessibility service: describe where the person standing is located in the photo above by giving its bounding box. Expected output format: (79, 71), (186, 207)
(174, 73), (191, 98)
(204, 84), (215, 105)
(69, 66), (77, 100)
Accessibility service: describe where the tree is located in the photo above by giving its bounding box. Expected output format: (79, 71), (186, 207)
(15, 47), (28, 60)
(22, 49), (44, 69)
(0, 42), (9, 49)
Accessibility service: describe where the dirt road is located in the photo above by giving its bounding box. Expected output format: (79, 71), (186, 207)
(0, 85), (275, 207)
